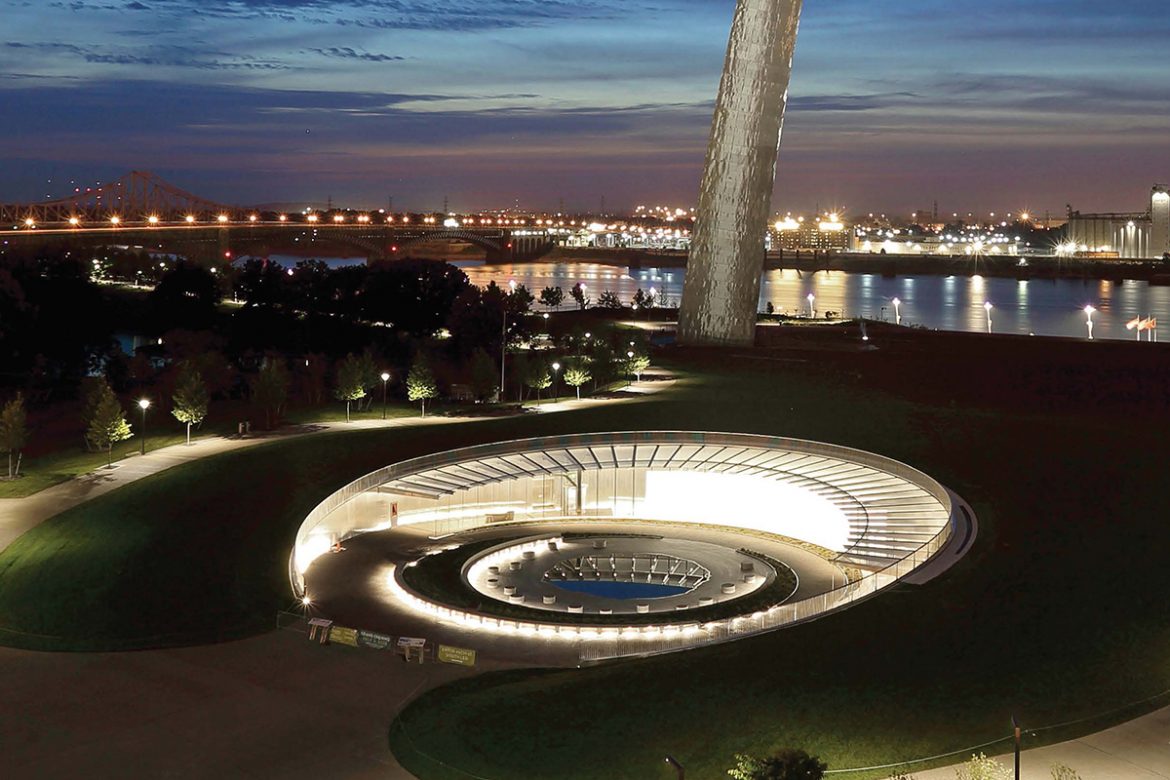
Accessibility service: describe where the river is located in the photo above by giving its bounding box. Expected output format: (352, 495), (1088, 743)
(262, 255), (1170, 342)
(460, 262), (1170, 342)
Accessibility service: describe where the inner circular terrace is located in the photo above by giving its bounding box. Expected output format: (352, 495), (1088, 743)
(293, 431), (961, 662)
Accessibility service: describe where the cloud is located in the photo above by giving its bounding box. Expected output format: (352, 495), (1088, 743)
(307, 47), (404, 63)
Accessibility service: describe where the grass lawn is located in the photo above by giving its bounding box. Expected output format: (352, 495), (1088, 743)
(0, 401), (421, 499)
(0, 428), (226, 499)
(2, 328), (1170, 777)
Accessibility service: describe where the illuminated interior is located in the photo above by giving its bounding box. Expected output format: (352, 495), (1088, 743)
(292, 433), (953, 593)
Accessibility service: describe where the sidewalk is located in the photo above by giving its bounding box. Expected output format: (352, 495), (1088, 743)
(912, 705), (1170, 778)
(0, 377), (670, 556)
(0, 414), (455, 555)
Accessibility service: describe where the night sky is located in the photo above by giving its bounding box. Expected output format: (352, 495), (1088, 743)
(2, 0), (1168, 215)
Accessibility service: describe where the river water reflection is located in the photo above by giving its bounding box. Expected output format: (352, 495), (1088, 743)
(459, 262), (1170, 342)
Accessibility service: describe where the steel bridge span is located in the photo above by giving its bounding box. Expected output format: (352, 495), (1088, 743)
(1, 171), (559, 262)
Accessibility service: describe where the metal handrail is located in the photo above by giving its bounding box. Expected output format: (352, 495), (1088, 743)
(291, 432), (955, 658)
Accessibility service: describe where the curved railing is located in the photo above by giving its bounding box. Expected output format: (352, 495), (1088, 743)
(290, 432), (956, 625)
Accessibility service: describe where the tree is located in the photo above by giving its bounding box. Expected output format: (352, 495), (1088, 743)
(470, 348), (499, 402)
(171, 364), (209, 445)
(727, 750), (827, 780)
(0, 394), (28, 479)
(954, 753), (1010, 780)
(86, 382), (132, 467)
(250, 359), (290, 429)
(564, 364), (590, 400)
(355, 350), (381, 410)
(407, 359), (439, 417)
(523, 360), (552, 403)
(148, 262), (221, 331)
(334, 353), (368, 422)
(598, 290), (622, 309)
(627, 353), (650, 383)
(570, 282), (590, 310)
(539, 286), (564, 310)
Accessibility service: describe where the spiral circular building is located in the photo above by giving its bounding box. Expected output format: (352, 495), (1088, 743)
(293, 432), (968, 662)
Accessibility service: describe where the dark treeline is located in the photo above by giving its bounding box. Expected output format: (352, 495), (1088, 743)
(0, 243), (653, 430)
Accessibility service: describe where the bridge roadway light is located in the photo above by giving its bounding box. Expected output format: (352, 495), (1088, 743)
(110, 216), (120, 226)
(23, 218), (34, 228)
(217, 214), (229, 224)
(69, 217), (80, 227)
(249, 214), (258, 223)
(307, 214), (319, 223)
(185, 215), (195, 224)
(148, 215), (159, 225)
(279, 214), (288, 222)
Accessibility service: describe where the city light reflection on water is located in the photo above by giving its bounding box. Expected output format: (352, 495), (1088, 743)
(462, 262), (1170, 342)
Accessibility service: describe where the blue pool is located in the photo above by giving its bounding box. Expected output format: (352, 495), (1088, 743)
(552, 581), (690, 600)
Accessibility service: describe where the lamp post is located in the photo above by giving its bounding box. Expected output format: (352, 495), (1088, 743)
(1084, 305), (1096, 340)
(138, 398), (151, 455)
(551, 362), (560, 401)
(380, 372), (391, 419)
(1011, 715), (1021, 780)
(807, 292), (815, 318)
(984, 301), (993, 334)
(892, 297), (902, 325)
(665, 755), (684, 780)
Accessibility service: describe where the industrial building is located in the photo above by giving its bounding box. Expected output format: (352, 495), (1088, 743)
(1066, 185), (1170, 259)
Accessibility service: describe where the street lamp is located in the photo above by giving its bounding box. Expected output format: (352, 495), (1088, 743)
(892, 297), (902, 325)
(551, 362), (561, 401)
(665, 755), (684, 780)
(807, 293), (815, 318)
(1084, 305), (1096, 340)
(1011, 715), (1021, 780)
(500, 307), (508, 403)
(380, 372), (391, 419)
(984, 301), (993, 334)
(138, 399), (151, 455)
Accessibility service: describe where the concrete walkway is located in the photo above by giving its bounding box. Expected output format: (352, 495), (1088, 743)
(0, 416), (446, 554)
(912, 705), (1170, 779)
(0, 388), (657, 556)
(0, 628), (496, 780)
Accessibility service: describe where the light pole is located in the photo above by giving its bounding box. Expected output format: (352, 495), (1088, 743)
(500, 310), (508, 403)
(892, 297), (902, 325)
(138, 398), (151, 455)
(627, 350), (635, 386)
(551, 362), (560, 401)
(984, 301), (993, 334)
(1011, 715), (1021, 780)
(665, 755), (684, 780)
(1084, 305), (1096, 340)
(807, 292), (815, 318)
(380, 372), (390, 419)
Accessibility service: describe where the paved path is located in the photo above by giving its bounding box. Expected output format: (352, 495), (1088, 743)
(0, 416), (445, 554)
(0, 629), (502, 780)
(0, 384), (667, 556)
(912, 705), (1170, 779)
